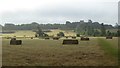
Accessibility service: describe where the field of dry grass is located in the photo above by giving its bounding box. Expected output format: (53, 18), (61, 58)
(2, 29), (76, 38)
(1, 30), (118, 66)
(2, 30), (36, 38)
(2, 37), (118, 66)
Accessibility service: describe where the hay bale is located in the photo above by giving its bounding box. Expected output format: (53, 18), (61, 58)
(45, 37), (50, 40)
(72, 36), (76, 39)
(10, 40), (16, 45)
(53, 37), (59, 40)
(81, 37), (89, 41)
(10, 38), (22, 45)
(10, 38), (16, 45)
(62, 39), (78, 44)
(66, 37), (68, 39)
(10, 40), (22, 45)
(15, 40), (22, 45)
(106, 36), (112, 39)
(31, 37), (33, 39)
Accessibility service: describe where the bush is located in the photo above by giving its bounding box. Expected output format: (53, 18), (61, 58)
(57, 32), (64, 37)
(76, 34), (80, 37)
(43, 33), (49, 37)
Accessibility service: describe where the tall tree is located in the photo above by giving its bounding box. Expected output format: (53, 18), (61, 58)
(106, 30), (111, 36)
(37, 26), (44, 37)
(93, 30), (100, 37)
(100, 23), (106, 36)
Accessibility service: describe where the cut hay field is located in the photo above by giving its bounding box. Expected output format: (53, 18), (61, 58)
(2, 30), (36, 38)
(2, 29), (76, 38)
(2, 37), (118, 66)
(1, 30), (118, 66)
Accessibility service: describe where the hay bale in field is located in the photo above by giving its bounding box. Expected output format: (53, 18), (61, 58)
(10, 40), (16, 45)
(106, 36), (112, 39)
(81, 37), (89, 41)
(15, 40), (22, 45)
(53, 37), (59, 40)
(31, 37), (33, 39)
(72, 36), (76, 39)
(62, 39), (78, 44)
(44, 37), (50, 40)
(10, 38), (22, 45)
(10, 40), (22, 45)
(66, 37), (68, 39)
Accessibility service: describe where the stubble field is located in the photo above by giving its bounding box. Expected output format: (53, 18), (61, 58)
(1, 30), (118, 66)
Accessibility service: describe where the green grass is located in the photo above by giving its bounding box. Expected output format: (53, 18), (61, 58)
(98, 38), (118, 58)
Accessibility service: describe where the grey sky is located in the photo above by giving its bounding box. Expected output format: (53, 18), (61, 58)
(0, 0), (119, 26)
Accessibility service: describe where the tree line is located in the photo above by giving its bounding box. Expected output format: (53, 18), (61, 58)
(1, 20), (119, 37)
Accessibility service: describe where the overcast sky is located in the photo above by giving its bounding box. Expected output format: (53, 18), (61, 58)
(0, 0), (119, 26)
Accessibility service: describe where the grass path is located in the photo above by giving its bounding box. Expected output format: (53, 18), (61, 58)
(97, 38), (118, 58)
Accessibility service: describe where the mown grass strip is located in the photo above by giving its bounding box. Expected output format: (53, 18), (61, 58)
(98, 38), (118, 58)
